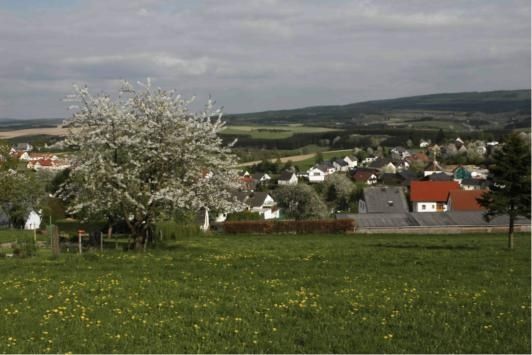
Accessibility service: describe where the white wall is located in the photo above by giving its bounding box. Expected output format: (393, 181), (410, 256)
(414, 202), (448, 212)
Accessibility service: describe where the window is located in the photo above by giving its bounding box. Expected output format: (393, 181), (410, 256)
(421, 204), (426, 210)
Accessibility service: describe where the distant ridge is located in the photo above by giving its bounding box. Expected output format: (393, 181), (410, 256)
(225, 89), (531, 125)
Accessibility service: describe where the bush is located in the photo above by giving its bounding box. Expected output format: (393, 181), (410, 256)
(12, 237), (37, 258)
(226, 211), (262, 221)
(223, 219), (355, 234)
(156, 221), (200, 240)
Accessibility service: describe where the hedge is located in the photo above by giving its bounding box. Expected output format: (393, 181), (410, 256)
(223, 219), (355, 234)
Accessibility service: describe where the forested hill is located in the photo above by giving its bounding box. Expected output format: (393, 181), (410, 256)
(225, 89), (531, 125)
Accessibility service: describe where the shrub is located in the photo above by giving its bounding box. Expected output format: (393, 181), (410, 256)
(156, 221), (200, 240)
(12, 237), (37, 258)
(223, 219), (355, 234)
(226, 211), (262, 221)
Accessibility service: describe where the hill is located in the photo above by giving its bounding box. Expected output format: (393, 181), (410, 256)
(225, 89), (531, 126)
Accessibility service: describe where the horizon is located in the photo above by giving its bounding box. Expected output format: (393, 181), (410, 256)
(1, 87), (530, 121)
(0, 0), (530, 119)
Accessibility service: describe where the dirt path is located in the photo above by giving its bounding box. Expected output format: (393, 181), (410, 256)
(236, 149), (351, 167)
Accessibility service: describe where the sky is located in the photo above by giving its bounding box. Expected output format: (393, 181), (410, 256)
(0, 0), (530, 119)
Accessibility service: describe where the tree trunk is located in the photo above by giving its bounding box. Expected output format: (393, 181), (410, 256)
(508, 215), (515, 250)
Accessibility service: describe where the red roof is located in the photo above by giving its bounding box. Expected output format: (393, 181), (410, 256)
(410, 181), (460, 202)
(448, 189), (487, 211)
(36, 159), (53, 166)
(352, 170), (376, 182)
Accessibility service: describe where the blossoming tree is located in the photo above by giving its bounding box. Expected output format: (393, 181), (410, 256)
(57, 80), (241, 248)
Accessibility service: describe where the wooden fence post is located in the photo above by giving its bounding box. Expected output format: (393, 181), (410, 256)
(51, 225), (60, 257)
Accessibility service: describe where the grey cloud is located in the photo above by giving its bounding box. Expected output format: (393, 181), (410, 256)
(0, 0), (529, 118)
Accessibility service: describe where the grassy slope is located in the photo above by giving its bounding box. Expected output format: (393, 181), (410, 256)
(0, 233), (529, 353)
(226, 89), (531, 125)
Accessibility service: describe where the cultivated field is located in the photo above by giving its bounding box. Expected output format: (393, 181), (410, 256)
(0, 126), (67, 139)
(0, 233), (529, 353)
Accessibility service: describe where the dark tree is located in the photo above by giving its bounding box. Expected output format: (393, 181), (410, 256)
(435, 129), (445, 144)
(477, 133), (531, 249)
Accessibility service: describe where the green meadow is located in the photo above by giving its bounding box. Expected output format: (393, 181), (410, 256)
(0, 233), (530, 353)
(221, 124), (340, 139)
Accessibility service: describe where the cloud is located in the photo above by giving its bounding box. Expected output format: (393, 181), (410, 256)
(0, 0), (529, 118)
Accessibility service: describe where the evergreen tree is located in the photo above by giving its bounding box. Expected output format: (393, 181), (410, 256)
(477, 133), (531, 249)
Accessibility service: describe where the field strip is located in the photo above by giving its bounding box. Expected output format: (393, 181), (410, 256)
(0, 125), (67, 139)
(236, 149), (352, 167)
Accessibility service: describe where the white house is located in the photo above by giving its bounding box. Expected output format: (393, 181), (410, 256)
(362, 156), (378, 166)
(307, 167), (327, 183)
(248, 192), (280, 219)
(252, 172), (272, 183)
(278, 171), (298, 185)
(343, 156), (358, 168)
(419, 140), (430, 148)
(24, 210), (41, 230)
(332, 159), (350, 172)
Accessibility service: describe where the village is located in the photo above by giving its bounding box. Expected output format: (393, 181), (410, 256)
(1, 134), (531, 234)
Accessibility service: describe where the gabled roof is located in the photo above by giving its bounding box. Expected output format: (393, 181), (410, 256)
(353, 170), (377, 182)
(410, 181), (460, 202)
(247, 192), (272, 208)
(407, 152), (430, 163)
(334, 159), (349, 166)
(278, 171), (295, 181)
(369, 157), (395, 169)
(363, 186), (409, 213)
(448, 189), (486, 211)
(252, 172), (270, 180)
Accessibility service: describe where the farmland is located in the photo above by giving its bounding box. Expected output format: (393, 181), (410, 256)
(0, 232), (529, 353)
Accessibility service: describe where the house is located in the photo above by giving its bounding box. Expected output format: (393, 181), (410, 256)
(278, 171), (298, 186)
(397, 170), (420, 187)
(455, 137), (464, 149)
(380, 173), (405, 186)
(238, 175), (257, 191)
(252, 172), (272, 184)
(369, 158), (397, 174)
(352, 169), (378, 185)
(343, 156), (358, 169)
(12, 143), (33, 153)
(423, 160), (443, 177)
(24, 210), (41, 230)
(247, 192), (280, 219)
(358, 186), (409, 213)
(406, 152), (430, 165)
(410, 180), (460, 212)
(318, 162), (336, 175)
(426, 172), (453, 181)
(447, 190), (487, 212)
(333, 159), (350, 172)
(461, 178), (487, 190)
(362, 156), (378, 166)
(307, 166), (327, 183)
(391, 146), (411, 160)
(27, 158), (70, 171)
(419, 140), (430, 148)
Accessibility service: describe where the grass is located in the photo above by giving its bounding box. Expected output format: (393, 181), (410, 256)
(293, 149), (353, 171)
(0, 229), (34, 244)
(222, 124), (340, 139)
(0, 233), (529, 353)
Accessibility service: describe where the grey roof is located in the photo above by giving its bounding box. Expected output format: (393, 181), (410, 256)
(369, 157), (394, 169)
(461, 178), (486, 186)
(278, 171), (295, 181)
(247, 192), (270, 208)
(362, 186), (409, 213)
(334, 159), (349, 166)
(428, 172), (453, 181)
(338, 212), (531, 229)
(252, 172), (268, 180)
